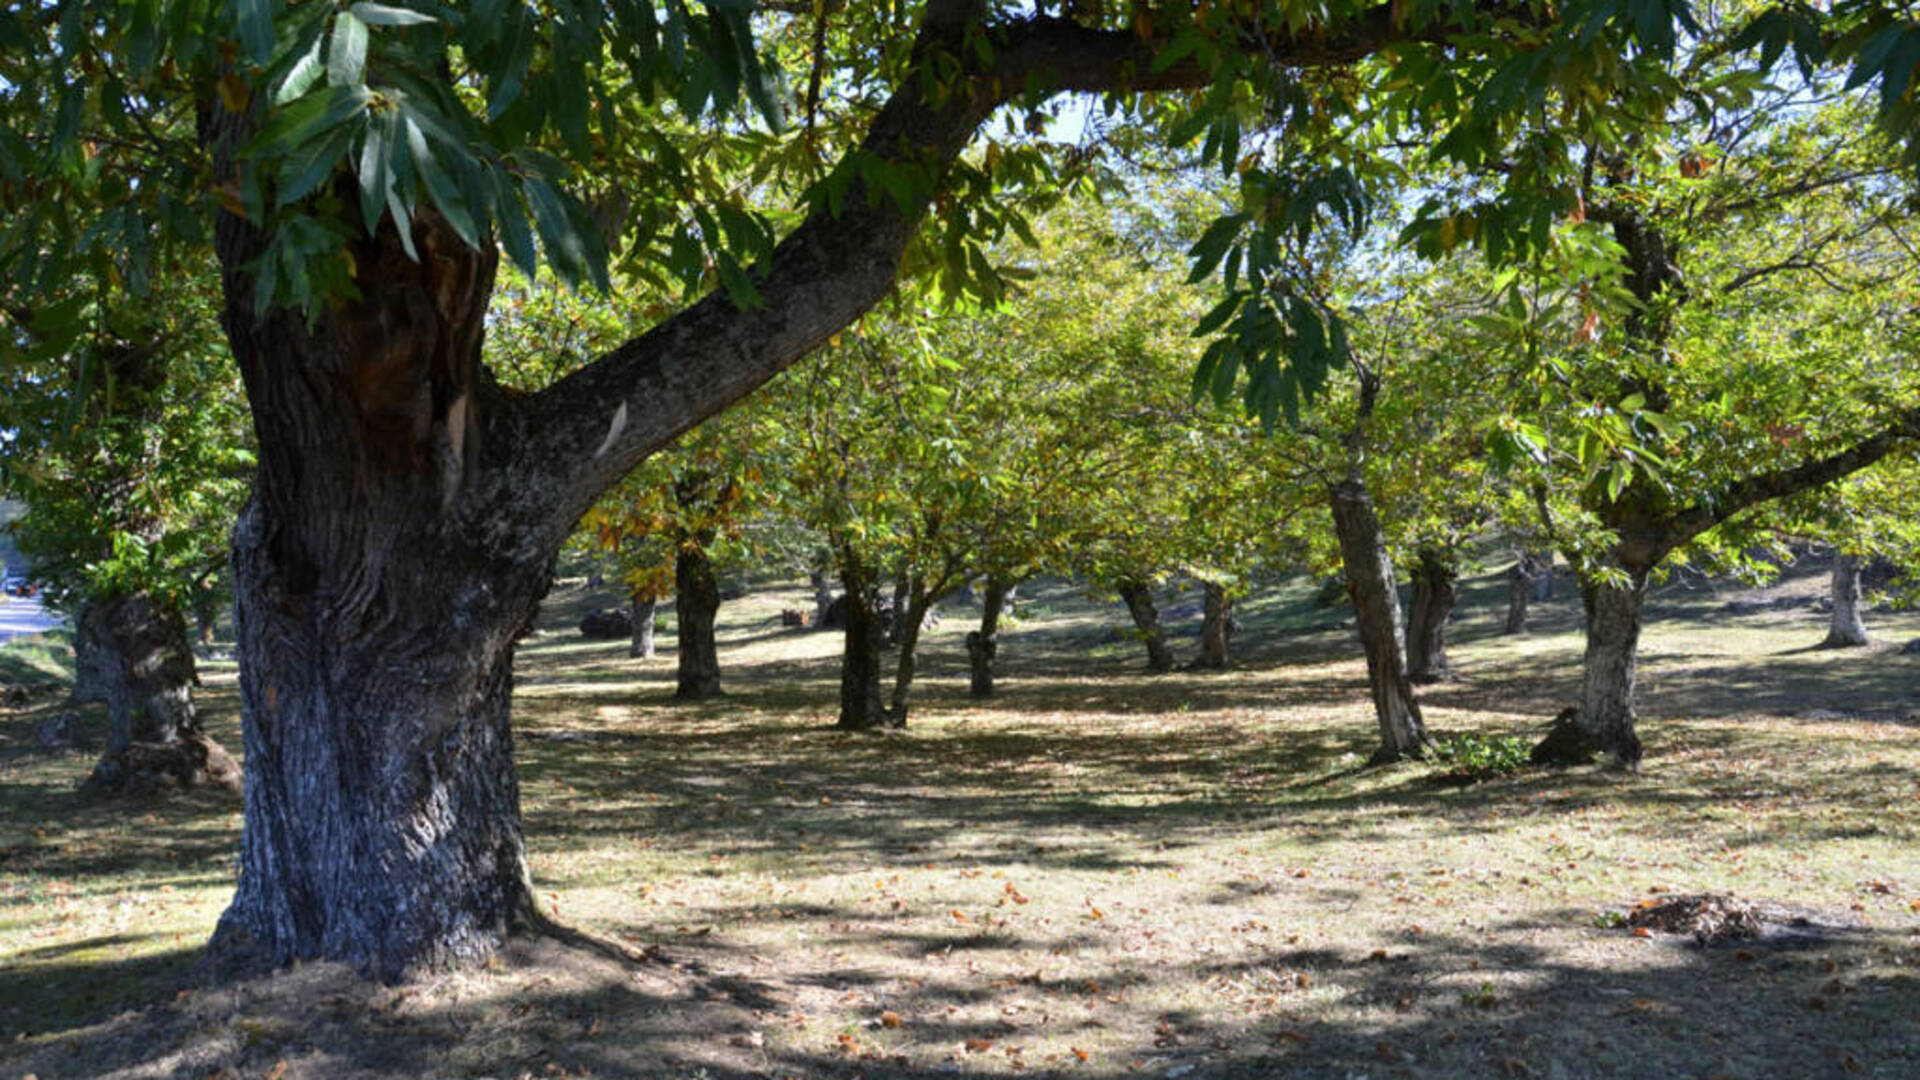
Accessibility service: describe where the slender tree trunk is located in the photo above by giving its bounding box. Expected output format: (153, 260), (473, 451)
(967, 577), (1011, 698)
(1824, 552), (1870, 648)
(79, 592), (241, 796)
(1116, 578), (1174, 673)
(887, 564), (913, 646)
(1533, 550), (1556, 601)
(1504, 554), (1537, 635)
(1193, 582), (1233, 669)
(1566, 568), (1650, 769)
(629, 595), (657, 659)
(674, 544), (722, 699)
(1405, 546), (1457, 683)
(887, 576), (933, 725)
(1329, 481), (1432, 764)
(837, 552), (895, 731)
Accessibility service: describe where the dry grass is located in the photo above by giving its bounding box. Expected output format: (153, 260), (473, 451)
(2, 564), (1918, 1079)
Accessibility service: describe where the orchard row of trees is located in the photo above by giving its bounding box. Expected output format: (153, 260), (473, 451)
(4, 0), (1920, 980)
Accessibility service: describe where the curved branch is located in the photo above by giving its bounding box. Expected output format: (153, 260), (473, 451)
(499, 2), (1435, 548)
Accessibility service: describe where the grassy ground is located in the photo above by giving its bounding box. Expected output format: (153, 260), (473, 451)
(1, 561), (1917, 1079)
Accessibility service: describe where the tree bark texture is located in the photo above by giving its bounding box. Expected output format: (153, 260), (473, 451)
(1824, 552), (1870, 648)
(836, 552), (895, 731)
(629, 596), (658, 660)
(1329, 481), (1432, 763)
(1116, 578), (1174, 673)
(967, 578), (1012, 698)
(79, 592), (240, 796)
(1405, 547), (1457, 683)
(1570, 570), (1650, 768)
(674, 545), (722, 699)
(1194, 582), (1233, 669)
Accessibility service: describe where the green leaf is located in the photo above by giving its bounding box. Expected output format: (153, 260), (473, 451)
(405, 115), (478, 248)
(1186, 213), (1248, 285)
(347, 2), (437, 27)
(232, 0), (274, 65)
(328, 11), (370, 88)
(276, 35), (326, 105)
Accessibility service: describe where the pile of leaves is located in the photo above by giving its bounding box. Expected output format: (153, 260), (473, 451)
(1625, 894), (1765, 946)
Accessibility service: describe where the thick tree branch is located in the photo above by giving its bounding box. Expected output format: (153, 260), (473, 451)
(1666, 406), (1920, 546)
(500, 1), (1436, 549)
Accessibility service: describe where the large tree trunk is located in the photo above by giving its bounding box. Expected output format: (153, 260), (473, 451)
(1566, 569), (1650, 769)
(629, 595), (658, 659)
(1405, 546), (1457, 683)
(674, 544), (722, 698)
(1193, 581), (1233, 669)
(207, 205), (552, 981)
(1824, 552), (1870, 648)
(79, 592), (240, 796)
(967, 577), (1012, 698)
(837, 552), (895, 731)
(1329, 481), (1432, 764)
(1116, 578), (1174, 673)
(1504, 553), (1538, 635)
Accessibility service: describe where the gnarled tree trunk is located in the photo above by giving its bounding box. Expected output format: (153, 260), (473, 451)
(1193, 581), (1233, 669)
(967, 577), (1011, 698)
(629, 595), (658, 659)
(674, 544), (721, 698)
(206, 203), (555, 982)
(1824, 552), (1870, 648)
(1116, 578), (1174, 673)
(1405, 546), (1457, 683)
(1329, 480), (1432, 764)
(80, 592), (240, 796)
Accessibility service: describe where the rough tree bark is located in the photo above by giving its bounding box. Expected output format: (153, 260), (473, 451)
(967, 577), (1012, 698)
(1193, 582), (1233, 669)
(1116, 578), (1175, 673)
(1405, 546), (1457, 683)
(674, 544), (722, 698)
(197, 3), (1530, 979)
(836, 550), (894, 731)
(1571, 569), (1651, 767)
(1330, 480), (1433, 764)
(1824, 551), (1870, 648)
(80, 592), (241, 796)
(628, 595), (658, 660)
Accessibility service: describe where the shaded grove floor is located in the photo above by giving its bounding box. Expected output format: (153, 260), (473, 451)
(3, 568), (1918, 1078)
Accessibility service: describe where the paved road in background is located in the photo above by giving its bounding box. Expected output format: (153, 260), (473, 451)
(0, 594), (63, 644)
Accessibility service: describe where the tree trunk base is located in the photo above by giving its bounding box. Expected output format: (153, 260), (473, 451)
(83, 733), (241, 797)
(1529, 708), (1600, 767)
(1818, 631), (1871, 649)
(837, 712), (906, 732)
(1367, 740), (1429, 767)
